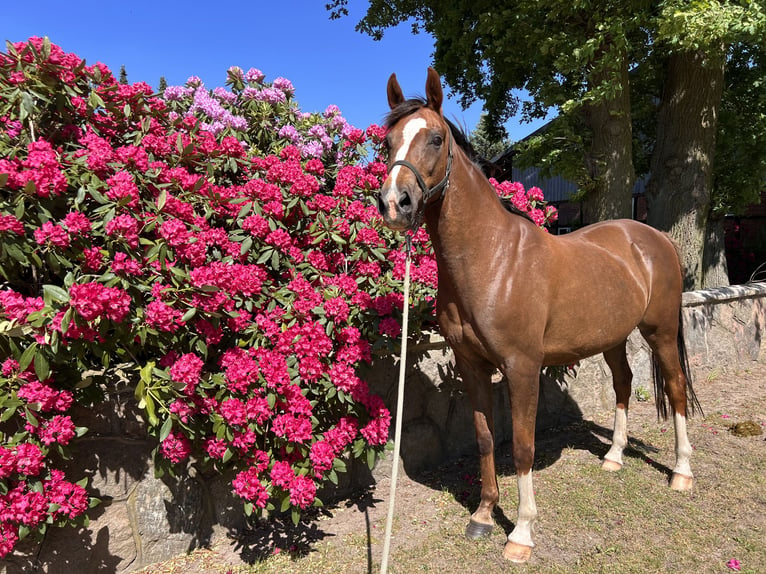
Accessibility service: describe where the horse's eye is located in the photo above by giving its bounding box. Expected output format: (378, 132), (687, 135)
(431, 134), (443, 147)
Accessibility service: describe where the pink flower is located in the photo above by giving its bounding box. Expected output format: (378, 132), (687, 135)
(270, 460), (294, 489)
(34, 221), (70, 249)
(329, 362), (362, 394)
(36, 414), (77, 445)
(378, 317), (402, 337)
(0, 446), (16, 479)
(232, 467), (269, 508)
(271, 414), (312, 443)
(219, 398), (248, 426)
(1, 358), (19, 376)
(169, 353), (204, 393)
(105, 213), (140, 248)
(169, 399), (195, 423)
(159, 218), (190, 246)
(204, 438), (228, 460)
(0, 521), (19, 558)
(16, 139), (68, 198)
(44, 470), (89, 520)
(145, 300), (184, 332)
(0, 289), (44, 322)
(0, 215), (25, 235)
(111, 252), (143, 275)
(288, 475), (317, 509)
(324, 296), (350, 323)
(726, 559), (741, 571)
(63, 211), (92, 235)
(105, 170), (140, 207)
(310, 440), (335, 476)
(160, 430), (192, 464)
(17, 381), (73, 412)
(13, 443), (45, 476)
(69, 282), (131, 323)
(81, 246), (104, 271)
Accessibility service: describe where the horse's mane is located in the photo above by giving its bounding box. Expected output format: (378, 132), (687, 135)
(385, 98), (535, 225)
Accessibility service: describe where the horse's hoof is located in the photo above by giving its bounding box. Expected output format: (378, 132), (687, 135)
(670, 473), (693, 491)
(503, 541), (533, 563)
(601, 459), (623, 472)
(465, 518), (493, 539)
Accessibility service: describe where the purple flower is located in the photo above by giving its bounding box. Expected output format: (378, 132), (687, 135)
(273, 77), (294, 95)
(245, 68), (265, 84)
(279, 124), (302, 143)
(213, 87), (237, 104)
(323, 104), (340, 117)
(163, 85), (192, 101)
(300, 141), (324, 158)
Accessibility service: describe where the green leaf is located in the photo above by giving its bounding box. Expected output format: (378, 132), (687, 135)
(157, 188), (167, 211)
(240, 236), (253, 256)
(143, 393), (158, 426)
(140, 361), (155, 384)
(43, 284), (70, 304)
(34, 351), (51, 381)
(159, 416), (173, 442)
(25, 407), (39, 428)
(19, 342), (38, 371)
(1, 400), (20, 422)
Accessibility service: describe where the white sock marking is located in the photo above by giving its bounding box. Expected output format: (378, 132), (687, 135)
(508, 471), (537, 548)
(604, 406), (628, 466)
(673, 412), (693, 477)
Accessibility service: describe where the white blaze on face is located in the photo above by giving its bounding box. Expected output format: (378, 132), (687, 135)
(386, 117), (427, 220)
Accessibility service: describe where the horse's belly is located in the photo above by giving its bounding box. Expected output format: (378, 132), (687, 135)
(542, 320), (638, 366)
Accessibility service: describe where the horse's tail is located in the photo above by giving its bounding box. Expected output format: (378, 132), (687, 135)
(652, 308), (704, 420)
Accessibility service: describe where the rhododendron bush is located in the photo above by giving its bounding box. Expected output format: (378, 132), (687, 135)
(0, 37), (555, 557)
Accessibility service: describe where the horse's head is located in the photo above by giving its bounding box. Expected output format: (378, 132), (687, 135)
(377, 67), (453, 231)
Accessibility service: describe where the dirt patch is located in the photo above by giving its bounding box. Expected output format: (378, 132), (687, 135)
(140, 361), (766, 574)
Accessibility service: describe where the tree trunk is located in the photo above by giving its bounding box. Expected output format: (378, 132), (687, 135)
(646, 48), (726, 290)
(702, 215), (730, 288)
(582, 53), (635, 222)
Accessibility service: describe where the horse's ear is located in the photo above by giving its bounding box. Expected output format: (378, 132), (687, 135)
(425, 67), (443, 114)
(387, 73), (405, 110)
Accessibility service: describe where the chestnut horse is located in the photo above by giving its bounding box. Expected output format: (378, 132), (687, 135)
(377, 68), (701, 563)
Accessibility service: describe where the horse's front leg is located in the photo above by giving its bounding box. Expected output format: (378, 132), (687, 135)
(457, 355), (500, 539)
(501, 356), (541, 563)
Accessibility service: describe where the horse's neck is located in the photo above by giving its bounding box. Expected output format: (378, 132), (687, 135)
(424, 153), (525, 277)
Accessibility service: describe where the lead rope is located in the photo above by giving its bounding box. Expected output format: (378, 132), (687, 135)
(379, 234), (412, 574)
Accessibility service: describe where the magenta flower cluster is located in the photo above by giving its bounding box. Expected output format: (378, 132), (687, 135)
(0, 37), (556, 557)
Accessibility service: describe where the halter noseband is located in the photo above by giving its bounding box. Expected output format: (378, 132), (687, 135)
(389, 131), (453, 228)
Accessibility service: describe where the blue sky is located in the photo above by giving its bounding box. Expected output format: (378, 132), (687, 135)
(3, 1), (547, 141)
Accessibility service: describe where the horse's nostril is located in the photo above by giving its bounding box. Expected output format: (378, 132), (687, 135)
(398, 192), (412, 212)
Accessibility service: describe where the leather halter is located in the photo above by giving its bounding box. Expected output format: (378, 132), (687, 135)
(389, 131), (453, 228)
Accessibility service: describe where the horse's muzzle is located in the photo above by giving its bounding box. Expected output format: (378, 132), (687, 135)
(377, 185), (413, 230)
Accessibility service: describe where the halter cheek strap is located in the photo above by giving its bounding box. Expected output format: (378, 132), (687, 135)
(390, 133), (453, 221)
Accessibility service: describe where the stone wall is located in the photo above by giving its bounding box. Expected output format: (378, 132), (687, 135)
(3, 282), (764, 573)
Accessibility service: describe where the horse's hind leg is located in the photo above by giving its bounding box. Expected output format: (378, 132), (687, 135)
(602, 341), (633, 472)
(458, 355), (500, 540)
(641, 327), (695, 491)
